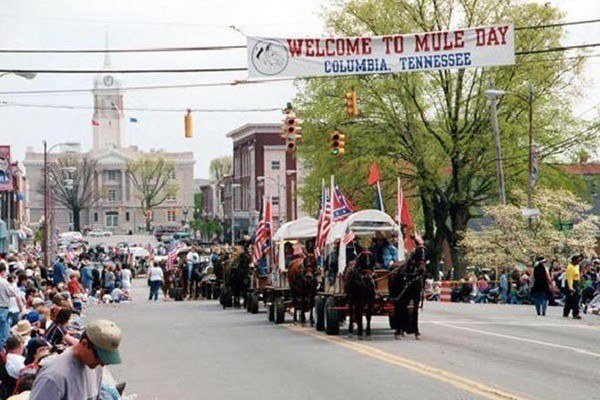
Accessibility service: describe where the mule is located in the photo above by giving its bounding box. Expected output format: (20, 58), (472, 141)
(344, 251), (376, 339)
(288, 254), (318, 326)
(390, 245), (427, 340)
(223, 250), (252, 309)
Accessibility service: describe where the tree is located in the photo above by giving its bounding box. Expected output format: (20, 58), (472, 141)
(296, 0), (599, 276)
(47, 156), (100, 232)
(126, 156), (178, 231)
(460, 188), (598, 268)
(209, 156), (232, 181)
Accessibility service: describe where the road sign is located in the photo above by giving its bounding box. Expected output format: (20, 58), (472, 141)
(520, 208), (540, 217)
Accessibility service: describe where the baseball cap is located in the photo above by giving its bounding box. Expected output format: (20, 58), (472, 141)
(85, 319), (122, 365)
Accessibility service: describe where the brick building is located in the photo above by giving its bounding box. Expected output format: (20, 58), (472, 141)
(226, 123), (302, 239)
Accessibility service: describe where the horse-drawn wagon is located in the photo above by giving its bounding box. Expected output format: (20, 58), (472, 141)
(317, 209), (403, 336)
(250, 217), (318, 323)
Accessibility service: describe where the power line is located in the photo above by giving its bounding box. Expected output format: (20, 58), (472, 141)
(2, 43), (599, 75)
(516, 42), (600, 55)
(0, 67), (247, 75)
(514, 18), (600, 31)
(0, 45), (598, 95)
(0, 100), (281, 113)
(0, 19), (597, 54)
(0, 44), (246, 54)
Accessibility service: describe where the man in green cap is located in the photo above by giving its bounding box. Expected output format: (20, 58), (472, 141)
(29, 319), (122, 400)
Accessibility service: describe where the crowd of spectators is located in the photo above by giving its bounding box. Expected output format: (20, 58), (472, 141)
(423, 255), (600, 317)
(0, 244), (128, 400)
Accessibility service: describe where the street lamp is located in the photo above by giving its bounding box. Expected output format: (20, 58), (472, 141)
(484, 86), (535, 209)
(231, 183), (241, 244)
(43, 141), (78, 268)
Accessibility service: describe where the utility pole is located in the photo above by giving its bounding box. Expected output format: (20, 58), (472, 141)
(487, 80), (507, 205)
(527, 86), (534, 209)
(43, 140), (49, 268)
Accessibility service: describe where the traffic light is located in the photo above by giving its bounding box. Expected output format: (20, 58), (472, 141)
(329, 130), (345, 156)
(184, 109), (193, 138)
(344, 90), (358, 117)
(282, 109), (302, 153)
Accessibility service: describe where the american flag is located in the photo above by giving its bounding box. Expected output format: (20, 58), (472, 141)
(341, 230), (355, 246)
(252, 199), (272, 265)
(315, 184), (331, 257)
(332, 186), (355, 221)
(167, 241), (186, 270)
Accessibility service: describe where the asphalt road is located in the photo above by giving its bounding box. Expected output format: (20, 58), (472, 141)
(86, 281), (600, 400)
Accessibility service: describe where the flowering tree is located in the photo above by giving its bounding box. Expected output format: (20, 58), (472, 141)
(460, 188), (598, 267)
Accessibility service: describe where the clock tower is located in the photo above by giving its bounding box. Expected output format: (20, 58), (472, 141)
(92, 48), (124, 150)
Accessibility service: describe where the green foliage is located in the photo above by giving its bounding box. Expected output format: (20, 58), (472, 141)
(295, 0), (599, 275)
(461, 188), (598, 267)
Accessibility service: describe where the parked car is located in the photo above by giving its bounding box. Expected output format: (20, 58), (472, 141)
(59, 231), (83, 241)
(88, 229), (113, 237)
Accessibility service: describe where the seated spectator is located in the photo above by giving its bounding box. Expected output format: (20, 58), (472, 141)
(5, 335), (26, 379)
(24, 338), (51, 366)
(45, 308), (78, 352)
(11, 320), (34, 346)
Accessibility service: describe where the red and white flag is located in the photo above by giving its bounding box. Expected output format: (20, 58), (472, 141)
(396, 178), (415, 252)
(342, 230), (355, 246)
(252, 198), (272, 265)
(167, 241), (186, 270)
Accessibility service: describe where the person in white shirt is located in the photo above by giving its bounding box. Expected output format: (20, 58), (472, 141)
(7, 276), (24, 327)
(120, 267), (132, 290)
(5, 334), (25, 379)
(148, 263), (164, 301)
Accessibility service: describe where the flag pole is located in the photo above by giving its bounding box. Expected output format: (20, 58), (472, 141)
(397, 177), (406, 262)
(377, 181), (385, 213)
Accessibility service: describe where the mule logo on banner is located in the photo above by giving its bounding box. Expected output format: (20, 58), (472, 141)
(247, 24), (514, 79)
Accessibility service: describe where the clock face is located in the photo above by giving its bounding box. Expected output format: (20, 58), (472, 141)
(103, 75), (114, 86)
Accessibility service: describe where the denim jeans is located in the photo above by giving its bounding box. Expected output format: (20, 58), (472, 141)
(0, 307), (9, 350)
(8, 311), (19, 327)
(532, 292), (548, 315)
(149, 280), (161, 301)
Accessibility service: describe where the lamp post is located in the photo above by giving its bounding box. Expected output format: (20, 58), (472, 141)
(484, 86), (535, 208)
(230, 183), (241, 244)
(43, 141), (78, 268)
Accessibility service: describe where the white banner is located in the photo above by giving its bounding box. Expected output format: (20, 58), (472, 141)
(247, 24), (514, 79)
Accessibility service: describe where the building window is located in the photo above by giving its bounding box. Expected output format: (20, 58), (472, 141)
(271, 160), (280, 170)
(125, 211), (130, 222)
(94, 212), (98, 222)
(108, 189), (118, 202)
(168, 170), (176, 180)
(106, 212), (118, 227)
(272, 196), (280, 206)
(166, 195), (176, 202)
(166, 210), (177, 222)
(107, 170), (118, 181)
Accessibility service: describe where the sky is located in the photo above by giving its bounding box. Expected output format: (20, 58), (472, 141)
(0, 0), (598, 178)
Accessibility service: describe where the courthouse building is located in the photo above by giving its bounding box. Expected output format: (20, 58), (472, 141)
(24, 55), (195, 234)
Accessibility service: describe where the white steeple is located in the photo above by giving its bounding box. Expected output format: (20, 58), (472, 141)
(92, 27), (124, 150)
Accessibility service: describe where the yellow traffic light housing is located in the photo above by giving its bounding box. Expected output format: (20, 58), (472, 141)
(344, 91), (358, 117)
(282, 109), (301, 153)
(184, 109), (193, 138)
(330, 131), (346, 156)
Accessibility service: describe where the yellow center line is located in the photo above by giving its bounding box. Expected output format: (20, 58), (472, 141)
(286, 325), (530, 400)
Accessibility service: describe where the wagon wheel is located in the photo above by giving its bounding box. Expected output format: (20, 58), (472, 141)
(315, 296), (325, 332)
(325, 297), (340, 335)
